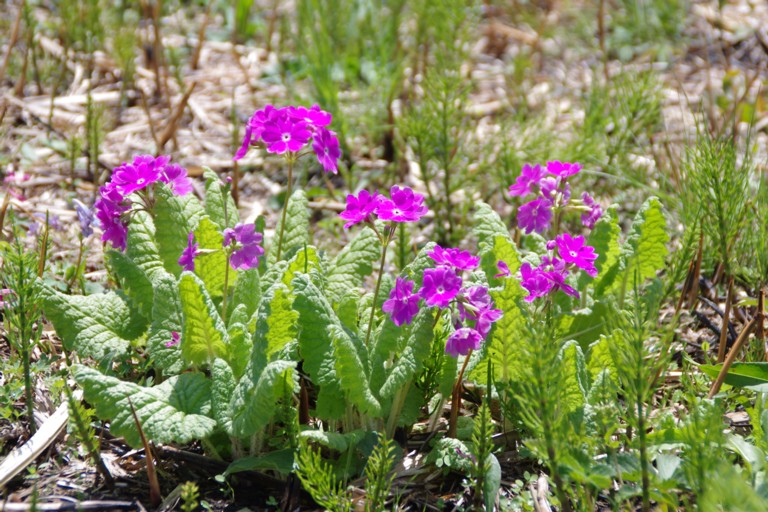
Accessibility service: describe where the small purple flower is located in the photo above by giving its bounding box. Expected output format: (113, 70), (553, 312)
(224, 223), (264, 270)
(339, 190), (382, 229)
(495, 261), (511, 278)
(543, 268), (579, 299)
(74, 200), (95, 238)
(159, 163), (194, 196)
(540, 177), (570, 205)
(546, 161), (582, 179)
(261, 118), (312, 154)
(312, 128), (341, 174)
(419, 267), (462, 308)
(519, 263), (553, 302)
(166, 331), (180, 348)
(382, 277), (420, 326)
(234, 105), (284, 160)
(428, 245), (480, 272)
(555, 233), (598, 277)
(95, 186), (130, 251)
(508, 164), (545, 197)
(458, 286), (493, 321)
(475, 307), (503, 337)
(111, 155), (165, 196)
(179, 232), (200, 272)
(517, 197), (552, 234)
(289, 104), (332, 128)
(581, 192), (603, 229)
(445, 327), (483, 357)
(377, 186), (428, 223)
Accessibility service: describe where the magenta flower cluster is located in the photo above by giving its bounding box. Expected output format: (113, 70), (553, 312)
(509, 161), (602, 234)
(95, 155), (194, 251)
(339, 186), (428, 229)
(382, 245), (502, 358)
(233, 104), (341, 174)
(224, 223), (265, 270)
(516, 233), (598, 302)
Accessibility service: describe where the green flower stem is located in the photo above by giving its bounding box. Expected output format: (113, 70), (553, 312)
(275, 156), (295, 261)
(385, 380), (411, 439)
(364, 223), (395, 349)
(221, 252), (231, 325)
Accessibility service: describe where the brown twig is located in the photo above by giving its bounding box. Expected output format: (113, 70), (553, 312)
(190, 1), (213, 71)
(708, 316), (758, 398)
(157, 82), (197, 150)
(716, 275), (735, 363)
(127, 399), (162, 508)
(448, 350), (472, 438)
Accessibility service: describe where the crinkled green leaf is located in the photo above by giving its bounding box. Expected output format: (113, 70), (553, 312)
(203, 168), (238, 229)
(473, 202), (511, 253)
(377, 310), (435, 401)
(587, 334), (619, 383)
(146, 272), (184, 374)
(580, 207), (621, 294)
(473, 275), (527, 384)
(41, 287), (147, 363)
(193, 216), (229, 298)
(232, 268), (261, 321)
(559, 340), (588, 411)
(281, 245), (322, 288)
(268, 189), (310, 264)
(106, 250), (153, 319)
(179, 272), (229, 365)
(326, 227), (381, 305)
(154, 184), (205, 277)
(251, 283), (298, 361)
(598, 197), (668, 296)
(227, 322), (252, 379)
(211, 358), (236, 435)
(73, 365), (216, 448)
(299, 429), (367, 452)
(292, 273), (348, 420)
(481, 235), (521, 289)
(328, 324), (380, 416)
(230, 359), (296, 437)
(126, 210), (166, 285)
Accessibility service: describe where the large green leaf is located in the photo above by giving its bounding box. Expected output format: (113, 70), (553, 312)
(145, 272), (184, 374)
(559, 340), (589, 411)
(326, 227), (381, 305)
(193, 216), (229, 298)
(281, 245), (323, 288)
(41, 287), (147, 363)
(106, 250), (153, 319)
(268, 189), (310, 264)
(232, 268), (261, 322)
(473, 275), (527, 384)
(292, 273), (347, 420)
(377, 310), (435, 401)
(153, 184), (205, 277)
(203, 168), (239, 229)
(250, 283), (298, 361)
(73, 365), (216, 448)
(580, 208), (621, 295)
(480, 235), (522, 289)
(700, 363), (768, 392)
(230, 359), (296, 437)
(125, 210), (166, 285)
(211, 358), (236, 435)
(227, 322), (252, 380)
(179, 272), (229, 365)
(329, 324), (381, 416)
(473, 202), (511, 253)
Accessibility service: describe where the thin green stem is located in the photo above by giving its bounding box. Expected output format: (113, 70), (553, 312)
(276, 157), (295, 261)
(221, 253), (231, 325)
(364, 224), (394, 348)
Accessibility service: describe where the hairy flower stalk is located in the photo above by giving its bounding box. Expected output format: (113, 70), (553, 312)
(365, 223), (396, 348)
(275, 155), (295, 261)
